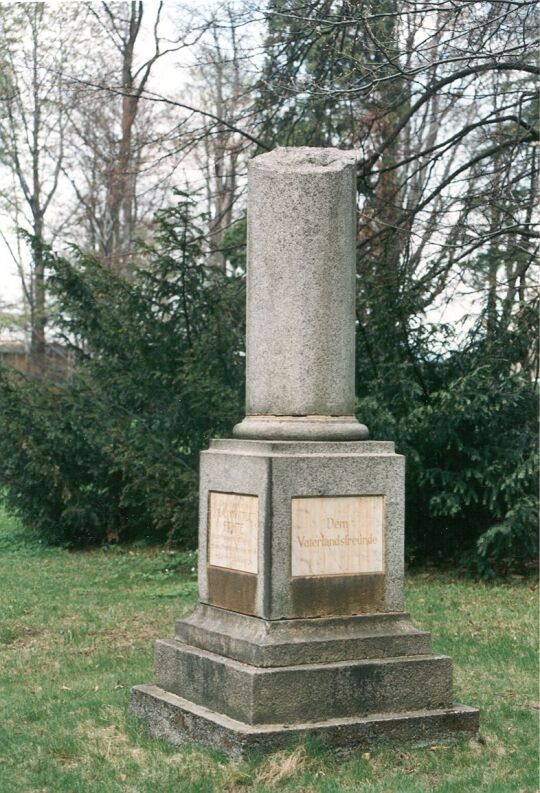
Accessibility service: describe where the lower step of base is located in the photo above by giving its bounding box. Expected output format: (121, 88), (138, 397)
(130, 683), (479, 760)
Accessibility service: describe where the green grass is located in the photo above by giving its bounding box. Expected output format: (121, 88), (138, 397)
(0, 505), (538, 793)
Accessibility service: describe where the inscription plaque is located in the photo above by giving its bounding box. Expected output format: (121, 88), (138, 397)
(291, 495), (384, 577)
(208, 492), (258, 574)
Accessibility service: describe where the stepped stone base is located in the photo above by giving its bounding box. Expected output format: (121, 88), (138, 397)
(175, 604), (433, 666)
(130, 685), (479, 760)
(153, 639), (454, 725)
(130, 606), (479, 757)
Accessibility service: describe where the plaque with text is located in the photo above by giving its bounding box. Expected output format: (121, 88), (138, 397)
(208, 492), (258, 574)
(291, 495), (384, 577)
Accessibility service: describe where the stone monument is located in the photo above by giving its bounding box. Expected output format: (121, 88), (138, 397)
(130, 147), (479, 758)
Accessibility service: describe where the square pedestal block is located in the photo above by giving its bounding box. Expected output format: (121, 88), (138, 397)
(198, 439), (404, 619)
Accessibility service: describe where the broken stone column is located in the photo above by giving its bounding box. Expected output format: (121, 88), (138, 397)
(234, 147), (367, 441)
(130, 147), (479, 759)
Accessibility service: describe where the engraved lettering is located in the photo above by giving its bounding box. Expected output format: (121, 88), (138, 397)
(327, 517), (349, 529)
(208, 492), (258, 574)
(291, 496), (384, 577)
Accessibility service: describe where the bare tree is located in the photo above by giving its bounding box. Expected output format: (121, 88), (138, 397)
(188, 4), (256, 270)
(1, 0), (536, 366)
(63, 1), (209, 275)
(256, 0), (538, 363)
(0, 3), (79, 371)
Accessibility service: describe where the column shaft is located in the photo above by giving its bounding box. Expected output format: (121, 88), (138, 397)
(234, 147), (367, 441)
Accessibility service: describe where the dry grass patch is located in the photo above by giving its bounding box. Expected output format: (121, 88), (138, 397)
(254, 746), (321, 788)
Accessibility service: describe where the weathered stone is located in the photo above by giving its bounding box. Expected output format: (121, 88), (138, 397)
(197, 438), (405, 619)
(130, 146), (479, 757)
(233, 147), (368, 442)
(130, 685), (480, 761)
(175, 604), (432, 667)
(154, 638), (453, 725)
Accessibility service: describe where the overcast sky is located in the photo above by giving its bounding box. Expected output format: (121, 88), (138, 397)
(0, 0), (477, 339)
(0, 0), (202, 320)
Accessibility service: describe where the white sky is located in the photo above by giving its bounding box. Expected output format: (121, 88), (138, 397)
(0, 0), (485, 340)
(0, 0), (200, 320)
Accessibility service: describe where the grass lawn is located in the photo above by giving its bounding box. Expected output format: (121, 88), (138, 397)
(0, 505), (538, 793)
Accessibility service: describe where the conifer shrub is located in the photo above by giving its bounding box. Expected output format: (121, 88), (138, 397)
(0, 194), (245, 546)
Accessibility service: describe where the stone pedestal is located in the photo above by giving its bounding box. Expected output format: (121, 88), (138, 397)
(131, 441), (478, 757)
(130, 147), (478, 757)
